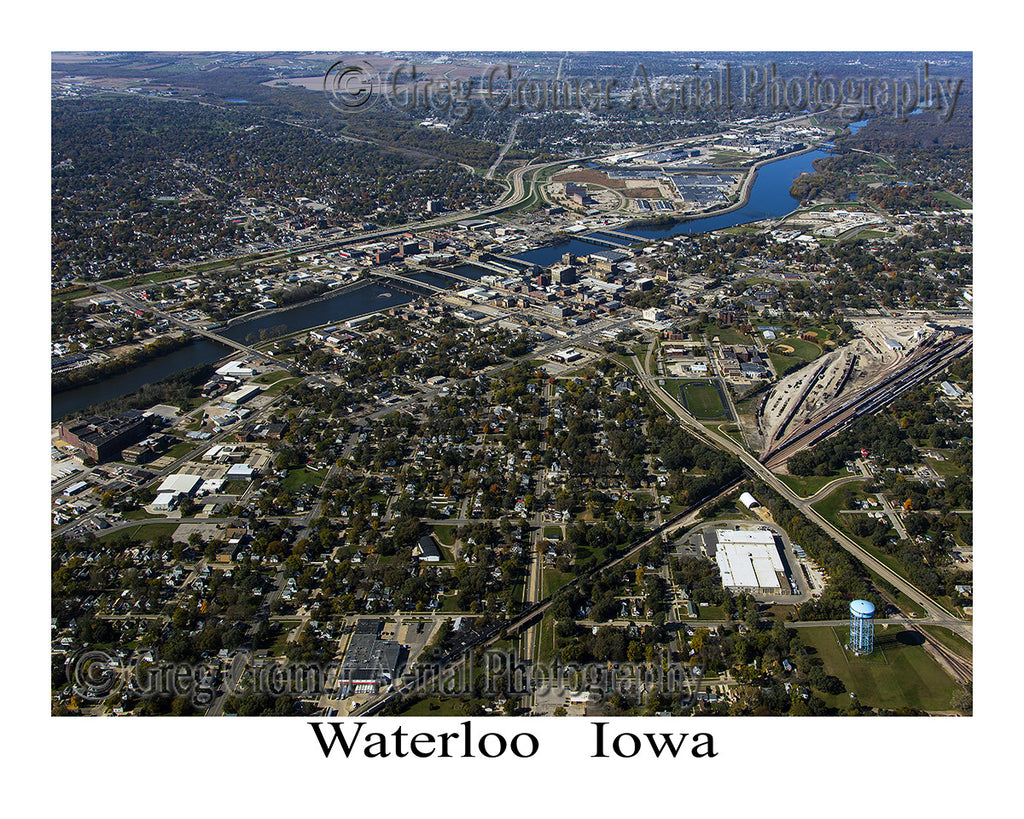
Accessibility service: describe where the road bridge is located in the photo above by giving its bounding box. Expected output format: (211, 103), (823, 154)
(591, 228), (644, 244)
(404, 264), (482, 287)
(95, 284), (275, 364)
(366, 270), (448, 295)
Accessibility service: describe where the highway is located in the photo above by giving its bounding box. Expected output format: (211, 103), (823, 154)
(631, 340), (972, 643)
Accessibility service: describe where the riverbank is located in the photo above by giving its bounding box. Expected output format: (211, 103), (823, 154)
(620, 142), (825, 234)
(220, 278), (373, 333)
(51, 278), (423, 420)
(52, 333), (196, 395)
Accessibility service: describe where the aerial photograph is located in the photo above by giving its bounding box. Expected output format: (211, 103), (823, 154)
(50, 49), (974, 721)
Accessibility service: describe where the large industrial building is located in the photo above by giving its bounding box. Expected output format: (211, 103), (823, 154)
(58, 411), (152, 462)
(705, 528), (788, 594)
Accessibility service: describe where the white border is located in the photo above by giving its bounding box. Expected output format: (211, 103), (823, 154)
(11, 2), (1015, 815)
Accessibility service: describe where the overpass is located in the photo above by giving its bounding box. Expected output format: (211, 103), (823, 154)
(490, 253), (533, 271)
(629, 341), (972, 641)
(463, 258), (523, 277)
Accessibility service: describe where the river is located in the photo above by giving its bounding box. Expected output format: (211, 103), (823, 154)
(52, 281), (418, 420)
(54, 123), (867, 420)
(511, 121), (868, 257)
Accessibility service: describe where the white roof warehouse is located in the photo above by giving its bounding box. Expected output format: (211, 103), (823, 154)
(712, 529), (786, 593)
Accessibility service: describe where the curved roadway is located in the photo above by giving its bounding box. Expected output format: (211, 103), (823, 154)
(634, 342), (970, 642)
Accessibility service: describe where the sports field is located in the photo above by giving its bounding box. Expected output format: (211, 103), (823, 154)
(671, 379), (730, 419)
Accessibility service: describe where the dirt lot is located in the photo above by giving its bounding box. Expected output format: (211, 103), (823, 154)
(554, 168), (629, 188)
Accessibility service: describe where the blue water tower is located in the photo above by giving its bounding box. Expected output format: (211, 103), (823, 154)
(849, 599), (875, 655)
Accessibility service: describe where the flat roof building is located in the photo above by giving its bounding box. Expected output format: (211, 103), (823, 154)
(153, 492), (177, 511)
(550, 348), (583, 364)
(223, 385), (261, 406)
(709, 528), (787, 594)
(338, 619), (405, 694)
(413, 535), (443, 562)
(157, 473), (204, 496)
(58, 411), (152, 463)
(215, 360), (257, 377)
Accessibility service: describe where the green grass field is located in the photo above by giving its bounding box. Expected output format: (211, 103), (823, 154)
(920, 626), (973, 663)
(254, 370), (292, 384)
(542, 567), (575, 599)
(779, 472), (859, 498)
(97, 521), (181, 545)
(933, 190), (973, 210)
(537, 614), (556, 664)
(262, 377), (302, 397)
(774, 336), (822, 360)
(924, 455), (963, 478)
(433, 524), (457, 546)
(709, 150), (750, 166)
(718, 424), (746, 448)
(798, 626), (961, 711)
(704, 324), (750, 345)
(664, 379), (729, 420)
(854, 229), (896, 240)
(280, 467), (323, 492)
(163, 441), (198, 460)
(52, 286), (95, 303)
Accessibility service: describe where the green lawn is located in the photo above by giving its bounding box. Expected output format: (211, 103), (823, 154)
(262, 377), (302, 397)
(433, 524), (457, 546)
(52, 286), (95, 303)
(696, 604), (726, 620)
(704, 324), (750, 346)
(773, 336), (822, 360)
(537, 614), (556, 664)
(779, 472), (859, 498)
(542, 567), (575, 599)
(107, 267), (193, 290)
(709, 150), (750, 166)
(854, 229), (896, 240)
(924, 456), (963, 478)
(811, 486), (868, 523)
(920, 626), (973, 663)
(933, 190), (972, 210)
(97, 521), (181, 545)
(254, 370), (292, 384)
(165, 441), (197, 460)
(280, 467), (323, 492)
(543, 526), (563, 540)
(798, 626), (961, 712)
(718, 424), (747, 448)
(122, 508), (165, 520)
(611, 354), (639, 373)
